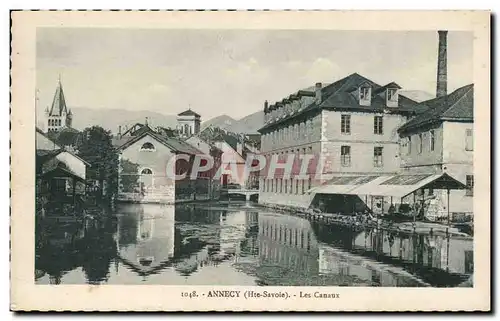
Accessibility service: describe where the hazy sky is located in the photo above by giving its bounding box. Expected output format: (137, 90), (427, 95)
(36, 29), (473, 121)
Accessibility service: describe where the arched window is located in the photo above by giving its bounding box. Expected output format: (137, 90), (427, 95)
(141, 168), (153, 175)
(140, 142), (155, 151)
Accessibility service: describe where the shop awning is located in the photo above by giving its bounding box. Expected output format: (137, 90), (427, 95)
(309, 173), (467, 198)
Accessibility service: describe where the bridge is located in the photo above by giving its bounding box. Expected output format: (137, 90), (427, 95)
(222, 188), (259, 201)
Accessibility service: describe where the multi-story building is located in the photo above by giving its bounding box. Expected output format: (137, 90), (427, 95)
(184, 134), (223, 199)
(258, 72), (423, 210)
(398, 84), (474, 216)
(113, 122), (211, 204)
(257, 30), (472, 221)
(198, 127), (261, 189)
(397, 30), (473, 218)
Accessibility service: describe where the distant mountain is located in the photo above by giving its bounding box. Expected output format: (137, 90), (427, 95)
(36, 107), (179, 133)
(201, 115), (236, 131)
(201, 111), (264, 135)
(228, 111), (264, 134)
(39, 90), (432, 136)
(399, 90), (435, 103)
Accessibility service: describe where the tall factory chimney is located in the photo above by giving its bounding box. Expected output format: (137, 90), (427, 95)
(436, 30), (448, 97)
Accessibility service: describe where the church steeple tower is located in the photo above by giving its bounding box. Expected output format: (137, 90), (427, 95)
(46, 77), (72, 132)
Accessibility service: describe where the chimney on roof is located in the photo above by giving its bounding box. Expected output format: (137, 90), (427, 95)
(436, 30), (448, 98)
(264, 100), (269, 114)
(315, 82), (322, 104)
(118, 125), (122, 138)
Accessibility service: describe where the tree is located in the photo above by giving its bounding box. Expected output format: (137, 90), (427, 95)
(120, 159), (140, 193)
(76, 126), (119, 201)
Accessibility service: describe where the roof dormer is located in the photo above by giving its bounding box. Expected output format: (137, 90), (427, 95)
(359, 83), (372, 106)
(386, 87), (399, 107)
(384, 82), (402, 107)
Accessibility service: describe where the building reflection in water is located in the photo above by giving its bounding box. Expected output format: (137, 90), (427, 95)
(255, 213), (320, 285)
(313, 227), (473, 287)
(114, 204), (260, 280)
(36, 203), (473, 286)
(115, 204), (177, 277)
(352, 229), (474, 276)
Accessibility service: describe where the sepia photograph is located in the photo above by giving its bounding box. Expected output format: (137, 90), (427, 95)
(10, 10), (490, 311)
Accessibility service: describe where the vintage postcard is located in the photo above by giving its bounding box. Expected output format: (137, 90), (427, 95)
(10, 10), (490, 312)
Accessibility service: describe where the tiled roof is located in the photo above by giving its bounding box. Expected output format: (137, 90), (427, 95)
(199, 127), (241, 151)
(121, 123), (145, 137)
(184, 136), (223, 155)
(37, 148), (63, 160)
(115, 126), (204, 155)
(48, 81), (68, 116)
(178, 109), (201, 117)
(36, 148), (91, 168)
(372, 82), (402, 95)
(260, 73), (423, 132)
(398, 84), (473, 133)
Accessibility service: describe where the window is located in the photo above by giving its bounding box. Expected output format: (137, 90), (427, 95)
(302, 179), (305, 194)
(374, 116), (383, 135)
(465, 129), (473, 151)
(466, 175), (474, 196)
(341, 115), (351, 134)
(141, 168), (153, 175)
(262, 180), (266, 192)
(280, 178), (283, 193)
(296, 179), (299, 194)
(417, 134), (423, 154)
(430, 130), (435, 151)
(341, 145), (351, 167)
(360, 87), (370, 100)
(267, 179), (270, 192)
(308, 176), (312, 190)
(140, 142), (156, 151)
(408, 136), (412, 155)
(290, 178), (293, 194)
(271, 179), (274, 192)
(387, 88), (398, 102)
(284, 179), (288, 193)
(374, 147), (383, 167)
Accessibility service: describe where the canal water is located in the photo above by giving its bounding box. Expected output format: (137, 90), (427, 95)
(35, 202), (473, 287)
